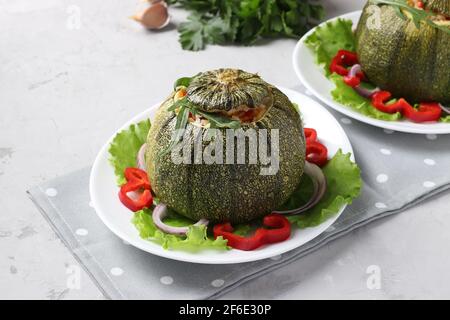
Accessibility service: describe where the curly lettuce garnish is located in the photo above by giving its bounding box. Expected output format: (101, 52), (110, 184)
(109, 119), (151, 185)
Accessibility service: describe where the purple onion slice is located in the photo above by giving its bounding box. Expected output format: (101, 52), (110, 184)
(439, 103), (450, 114)
(152, 204), (209, 235)
(347, 64), (380, 99)
(137, 143), (147, 171)
(273, 162), (327, 216)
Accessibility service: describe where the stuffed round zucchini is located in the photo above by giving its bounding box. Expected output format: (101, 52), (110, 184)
(355, 0), (450, 104)
(146, 69), (306, 223)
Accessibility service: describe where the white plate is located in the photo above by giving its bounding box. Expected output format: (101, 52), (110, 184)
(89, 87), (354, 264)
(293, 11), (450, 135)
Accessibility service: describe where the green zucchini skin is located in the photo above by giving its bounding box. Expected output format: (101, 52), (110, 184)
(146, 86), (305, 224)
(355, 1), (450, 104)
(187, 69), (274, 112)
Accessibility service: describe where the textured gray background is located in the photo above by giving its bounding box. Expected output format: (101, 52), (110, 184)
(1, 0), (450, 299)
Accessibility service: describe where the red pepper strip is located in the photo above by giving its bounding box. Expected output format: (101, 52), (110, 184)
(213, 214), (291, 251)
(124, 167), (151, 189)
(371, 91), (405, 113)
(119, 185), (153, 212)
(304, 128), (317, 143)
(372, 91), (442, 123)
(306, 141), (328, 167)
(119, 168), (153, 212)
(403, 102), (442, 123)
(343, 74), (361, 88)
(329, 50), (359, 76)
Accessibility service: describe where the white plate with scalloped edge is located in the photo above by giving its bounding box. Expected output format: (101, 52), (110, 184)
(89, 87), (354, 264)
(293, 11), (450, 135)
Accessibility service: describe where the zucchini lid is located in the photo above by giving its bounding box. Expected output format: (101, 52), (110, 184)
(186, 69), (274, 114)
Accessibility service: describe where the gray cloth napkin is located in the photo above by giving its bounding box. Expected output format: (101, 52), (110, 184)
(28, 85), (450, 300)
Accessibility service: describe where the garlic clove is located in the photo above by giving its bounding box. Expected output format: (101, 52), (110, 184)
(133, 1), (170, 30)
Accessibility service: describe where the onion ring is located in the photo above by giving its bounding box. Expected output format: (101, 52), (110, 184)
(439, 103), (450, 114)
(137, 143), (147, 171)
(273, 162), (327, 216)
(152, 203), (209, 235)
(348, 64), (380, 99)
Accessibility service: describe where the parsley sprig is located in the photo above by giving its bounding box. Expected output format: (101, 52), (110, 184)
(167, 0), (325, 51)
(370, 0), (450, 34)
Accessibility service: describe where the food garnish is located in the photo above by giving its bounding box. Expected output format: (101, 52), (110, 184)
(273, 162), (327, 216)
(371, 92), (442, 122)
(152, 203), (209, 236)
(303, 127), (328, 167)
(136, 143), (147, 171)
(118, 168), (153, 212)
(329, 50), (443, 123)
(213, 214), (291, 251)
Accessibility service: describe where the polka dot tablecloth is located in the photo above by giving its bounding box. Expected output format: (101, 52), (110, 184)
(27, 85), (450, 299)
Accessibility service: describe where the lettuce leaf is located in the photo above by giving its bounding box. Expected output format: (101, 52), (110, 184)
(330, 74), (402, 121)
(305, 18), (355, 77)
(282, 150), (362, 228)
(108, 119), (151, 185)
(132, 209), (229, 251)
(441, 115), (450, 123)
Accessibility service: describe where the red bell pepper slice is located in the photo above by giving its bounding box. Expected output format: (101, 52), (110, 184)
(304, 128), (317, 143)
(330, 50), (359, 77)
(118, 168), (153, 212)
(213, 214), (291, 251)
(402, 102), (442, 123)
(343, 74), (361, 88)
(306, 141), (328, 167)
(119, 186), (153, 212)
(304, 128), (328, 167)
(372, 91), (442, 122)
(124, 167), (151, 189)
(371, 91), (405, 114)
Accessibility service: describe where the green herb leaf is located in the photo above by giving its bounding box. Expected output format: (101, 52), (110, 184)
(194, 109), (241, 129)
(159, 106), (190, 157)
(173, 0), (325, 50)
(174, 77), (193, 90)
(179, 13), (207, 51)
(203, 16), (231, 44)
(167, 97), (188, 112)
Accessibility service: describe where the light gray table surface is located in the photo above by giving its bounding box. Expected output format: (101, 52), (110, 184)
(1, 0), (450, 300)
